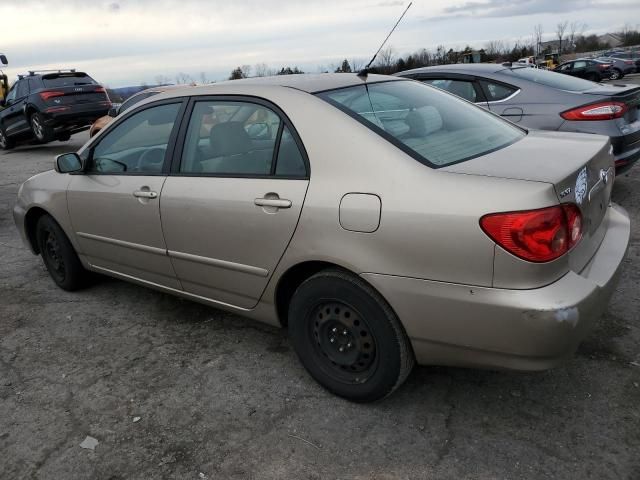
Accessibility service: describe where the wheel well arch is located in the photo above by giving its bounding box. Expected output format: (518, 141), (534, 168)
(275, 260), (357, 327)
(25, 105), (38, 120)
(24, 206), (50, 254)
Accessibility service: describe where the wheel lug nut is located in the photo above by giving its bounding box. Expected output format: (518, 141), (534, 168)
(329, 337), (335, 343)
(342, 329), (348, 336)
(332, 327), (338, 333)
(339, 346), (344, 352)
(347, 342), (352, 348)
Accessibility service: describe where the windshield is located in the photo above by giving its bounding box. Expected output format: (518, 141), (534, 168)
(317, 80), (525, 168)
(42, 73), (96, 87)
(505, 67), (596, 92)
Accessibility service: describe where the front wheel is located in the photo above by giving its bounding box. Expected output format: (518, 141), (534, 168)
(36, 214), (89, 291)
(30, 112), (55, 143)
(288, 270), (414, 402)
(0, 126), (15, 150)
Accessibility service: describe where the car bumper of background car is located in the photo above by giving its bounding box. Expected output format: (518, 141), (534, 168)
(613, 143), (640, 174)
(361, 203), (630, 372)
(43, 102), (111, 128)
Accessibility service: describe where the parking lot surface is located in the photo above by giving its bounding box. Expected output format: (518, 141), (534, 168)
(1, 115), (639, 478)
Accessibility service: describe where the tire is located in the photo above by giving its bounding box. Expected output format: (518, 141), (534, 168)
(288, 269), (414, 402)
(36, 214), (88, 291)
(0, 126), (15, 150)
(30, 112), (55, 143)
(609, 68), (622, 80)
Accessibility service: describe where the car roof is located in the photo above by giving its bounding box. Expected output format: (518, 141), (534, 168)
(164, 73), (404, 97)
(395, 64), (514, 76)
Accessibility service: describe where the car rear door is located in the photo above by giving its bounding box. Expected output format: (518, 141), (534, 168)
(571, 61), (589, 79)
(67, 100), (186, 288)
(418, 75), (488, 109)
(479, 79), (522, 122)
(159, 97), (309, 309)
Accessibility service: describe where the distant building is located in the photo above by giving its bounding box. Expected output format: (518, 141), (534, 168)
(597, 33), (623, 48)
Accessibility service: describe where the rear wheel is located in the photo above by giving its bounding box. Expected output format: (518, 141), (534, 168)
(30, 112), (55, 143)
(36, 214), (89, 291)
(288, 269), (414, 402)
(0, 126), (14, 150)
(609, 68), (622, 80)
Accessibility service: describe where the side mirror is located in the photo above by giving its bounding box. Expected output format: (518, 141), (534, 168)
(55, 153), (83, 173)
(0, 54), (7, 66)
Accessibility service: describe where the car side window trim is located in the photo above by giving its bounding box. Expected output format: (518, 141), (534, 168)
(477, 79), (521, 104)
(82, 98), (188, 176)
(169, 95), (310, 180)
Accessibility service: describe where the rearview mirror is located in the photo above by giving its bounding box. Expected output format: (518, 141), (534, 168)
(55, 153), (83, 173)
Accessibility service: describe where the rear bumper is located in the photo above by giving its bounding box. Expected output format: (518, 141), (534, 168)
(43, 102), (111, 129)
(362, 203), (630, 371)
(613, 143), (640, 174)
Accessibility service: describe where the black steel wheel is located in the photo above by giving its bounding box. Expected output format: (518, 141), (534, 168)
(36, 214), (89, 291)
(310, 300), (378, 383)
(289, 269), (414, 402)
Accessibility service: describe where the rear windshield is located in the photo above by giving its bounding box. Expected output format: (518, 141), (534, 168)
(42, 73), (96, 87)
(505, 67), (596, 91)
(317, 80), (524, 168)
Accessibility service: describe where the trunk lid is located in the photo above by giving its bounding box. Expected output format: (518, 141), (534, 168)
(40, 72), (109, 107)
(442, 130), (615, 272)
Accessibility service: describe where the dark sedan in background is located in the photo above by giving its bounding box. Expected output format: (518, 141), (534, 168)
(554, 58), (613, 82)
(396, 64), (640, 173)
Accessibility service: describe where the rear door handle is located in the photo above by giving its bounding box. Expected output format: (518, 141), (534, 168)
(254, 198), (292, 209)
(133, 190), (158, 199)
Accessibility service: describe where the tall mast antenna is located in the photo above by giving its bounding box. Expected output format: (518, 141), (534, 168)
(358, 2), (413, 77)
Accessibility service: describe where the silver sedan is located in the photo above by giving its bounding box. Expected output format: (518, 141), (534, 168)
(14, 74), (630, 402)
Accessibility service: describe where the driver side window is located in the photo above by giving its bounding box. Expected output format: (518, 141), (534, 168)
(5, 85), (17, 104)
(87, 102), (181, 174)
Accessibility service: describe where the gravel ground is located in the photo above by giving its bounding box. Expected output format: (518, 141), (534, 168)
(1, 121), (639, 479)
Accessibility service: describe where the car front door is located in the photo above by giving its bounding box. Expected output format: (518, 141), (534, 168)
(160, 98), (309, 309)
(67, 100), (185, 288)
(3, 80), (29, 135)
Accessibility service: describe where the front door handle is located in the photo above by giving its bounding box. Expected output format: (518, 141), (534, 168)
(133, 190), (158, 199)
(254, 197), (292, 209)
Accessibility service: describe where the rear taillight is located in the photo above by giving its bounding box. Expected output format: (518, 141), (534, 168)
(480, 204), (582, 263)
(561, 101), (627, 121)
(39, 90), (64, 101)
(94, 86), (106, 93)
(598, 63), (610, 69)
(624, 60), (634, 65)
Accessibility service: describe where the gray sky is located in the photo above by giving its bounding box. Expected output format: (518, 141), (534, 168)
(1, 0), (639, 87)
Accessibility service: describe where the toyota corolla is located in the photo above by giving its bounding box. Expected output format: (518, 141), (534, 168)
(14, 74), (630, 402)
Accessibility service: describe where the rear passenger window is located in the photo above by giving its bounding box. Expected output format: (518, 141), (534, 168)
(180, 100), (306, 177)
(423, 79), (477, 103)
(480, 81), (517, 101)
(181, 101), (281, 175)
(275, 126), (306, 176)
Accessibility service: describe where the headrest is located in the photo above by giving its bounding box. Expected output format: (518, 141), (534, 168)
(405, 106), (443, 137)
(209, 122), (252, 157)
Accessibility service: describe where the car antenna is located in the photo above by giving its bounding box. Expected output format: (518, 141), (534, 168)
(358, 2), (413, 78)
